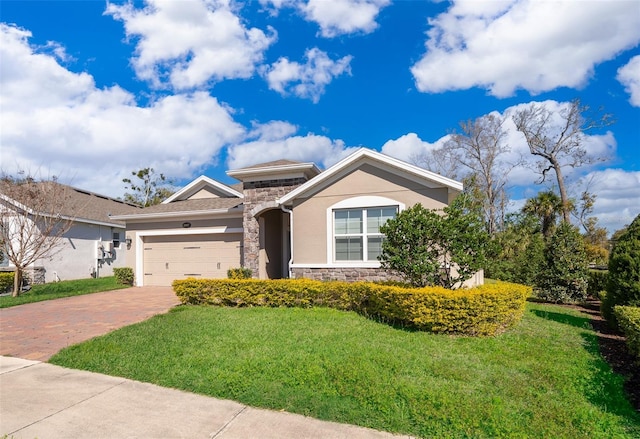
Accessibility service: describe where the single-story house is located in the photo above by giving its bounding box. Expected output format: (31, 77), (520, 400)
(0, 180), (140, 284)
(112, 148), (481, 287)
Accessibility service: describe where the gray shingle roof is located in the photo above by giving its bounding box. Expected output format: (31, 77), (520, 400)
(0, 180), (141, 226)
(134, 197), (243, 214)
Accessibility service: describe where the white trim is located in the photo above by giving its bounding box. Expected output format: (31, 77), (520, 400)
(279, 148), (463, 205)
(163, 175), (243, 203)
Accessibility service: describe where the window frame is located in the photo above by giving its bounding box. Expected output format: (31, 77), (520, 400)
(326, 196), (404, 265)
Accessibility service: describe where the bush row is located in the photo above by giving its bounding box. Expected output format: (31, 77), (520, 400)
(0, 272), (13, 293)
(172, 278), (530, 336)
(614, 306), (640, 362)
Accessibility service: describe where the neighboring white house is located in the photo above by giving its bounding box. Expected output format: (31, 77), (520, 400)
(0, 181), (140, 284)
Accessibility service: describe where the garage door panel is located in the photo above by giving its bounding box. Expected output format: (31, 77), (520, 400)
(143, 233), (241, 286)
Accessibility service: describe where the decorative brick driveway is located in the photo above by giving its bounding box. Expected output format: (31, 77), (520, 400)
(0, 286), (180, 361)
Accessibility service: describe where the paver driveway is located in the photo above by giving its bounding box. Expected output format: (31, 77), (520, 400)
(0, 286), (179, 361)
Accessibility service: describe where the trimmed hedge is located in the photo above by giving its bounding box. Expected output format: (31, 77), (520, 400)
(614, 306), (640, 362)
(0, 272), (13, 294)
(113, 267), (134, 286)
(172, 278), (530, 336)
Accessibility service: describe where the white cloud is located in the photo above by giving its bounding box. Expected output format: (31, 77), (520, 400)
(381, 132), (446, 163)
(105, 0), (276, 89)
(300, 0), (390, 37)
(263, 48), (352, 102)
(411, 0), (640, 97)
(580, 169), (640, 233)
(227, 121), (358, 169)
(259, 0), (389, 37)
(617, 55), (640, 107)
(0, 23), (244, 198)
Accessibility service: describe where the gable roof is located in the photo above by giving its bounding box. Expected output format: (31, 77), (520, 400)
(227, 160), (321, 182)
(278, 148), (463, 205)
(162, 175), (243, 203)
(109, 197), (243, 221)
(0, 180), (140, 227)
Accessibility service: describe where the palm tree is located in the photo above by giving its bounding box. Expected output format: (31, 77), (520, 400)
(523, 191), (563, 238)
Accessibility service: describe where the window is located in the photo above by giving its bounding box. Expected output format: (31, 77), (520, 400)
(113, 232), (121, 248)
(334, 206), (396, 262)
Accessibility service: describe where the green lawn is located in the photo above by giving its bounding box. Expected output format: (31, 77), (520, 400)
(0, 276), (129, 308)
(50, 303), (640, 438)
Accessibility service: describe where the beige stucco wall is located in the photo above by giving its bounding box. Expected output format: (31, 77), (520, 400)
(291, 164), (452, 264)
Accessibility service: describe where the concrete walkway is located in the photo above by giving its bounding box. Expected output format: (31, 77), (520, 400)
(1, 357), (411, 438)
(0, 288), (412, 438)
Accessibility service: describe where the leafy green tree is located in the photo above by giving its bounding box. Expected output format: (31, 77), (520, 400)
(122, 168), (174, 207)
(379, 194), (490, 288)
(536, 221), (589, 303)
(603, 214), (640, 323)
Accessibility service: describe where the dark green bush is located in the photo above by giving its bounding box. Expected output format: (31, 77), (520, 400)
(587, 269), (609, 298)
(614, 306), (640, 362)
(227, 267), (253, 279)
(604, 214), (640, 324)
(172, 278), (530, 336)
(113, 267), (134, 286)
(536, 222), (589, 303)
(0, 272), (13, 293)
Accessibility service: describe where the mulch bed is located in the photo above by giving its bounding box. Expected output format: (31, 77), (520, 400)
(570, 299), (639, 412)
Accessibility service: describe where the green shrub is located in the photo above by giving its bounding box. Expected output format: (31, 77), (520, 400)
(614, 306), (640, 361)
(172, 278), (530, 336)
(0, 272), (13, 294)
(536, 222), (589, 303)
(113, 267), (134, 286)
(587, 269), (609, 298)
(604, 214), (640, 324)
(227, 267), (253, 279)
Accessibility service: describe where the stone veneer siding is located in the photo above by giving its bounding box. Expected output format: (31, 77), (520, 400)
(291, 267), (400, 283)
(242, 177), (306, 278)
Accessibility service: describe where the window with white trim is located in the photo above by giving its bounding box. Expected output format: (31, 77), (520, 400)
(333, 206), (397, 262)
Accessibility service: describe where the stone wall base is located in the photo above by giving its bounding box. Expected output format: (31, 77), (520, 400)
(291, 267), (400, 283)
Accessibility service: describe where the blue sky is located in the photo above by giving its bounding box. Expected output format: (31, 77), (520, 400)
(1, 0), (639, 234)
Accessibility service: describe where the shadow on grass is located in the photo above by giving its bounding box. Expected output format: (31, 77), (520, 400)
(532, 306), (640, 427)
(531, 309), (592, 330)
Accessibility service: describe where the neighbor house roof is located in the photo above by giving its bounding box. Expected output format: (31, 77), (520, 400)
(278, 148), (463, 205)
(0, 180), (140, 227)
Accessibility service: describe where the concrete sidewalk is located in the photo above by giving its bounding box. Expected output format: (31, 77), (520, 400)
(1, 356), (412, 439)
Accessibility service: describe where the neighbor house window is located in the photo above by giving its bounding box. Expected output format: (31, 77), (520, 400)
(334, 206), (397, 262)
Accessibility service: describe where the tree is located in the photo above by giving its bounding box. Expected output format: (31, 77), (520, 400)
(379, 194), (491, 288)
(536, 221), (589, 303)
(122, 168), (174, 207)
(0, 175), (75, 296)
(522, 190), (563, 238)
(513, 99), (612, 224)
(442, 113), (516, 235)
(413, 114), (517, 235)
(603, 214), (640, 323)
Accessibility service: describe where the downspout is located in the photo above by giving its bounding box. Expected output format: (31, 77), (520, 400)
(280, 205), (293, 278)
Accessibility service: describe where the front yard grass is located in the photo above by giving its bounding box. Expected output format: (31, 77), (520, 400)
(0, 276), (128, 308)
(50, 302), (640, 438)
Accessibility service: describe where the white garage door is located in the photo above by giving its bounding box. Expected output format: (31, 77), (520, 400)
(143, 233), (242, 286)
